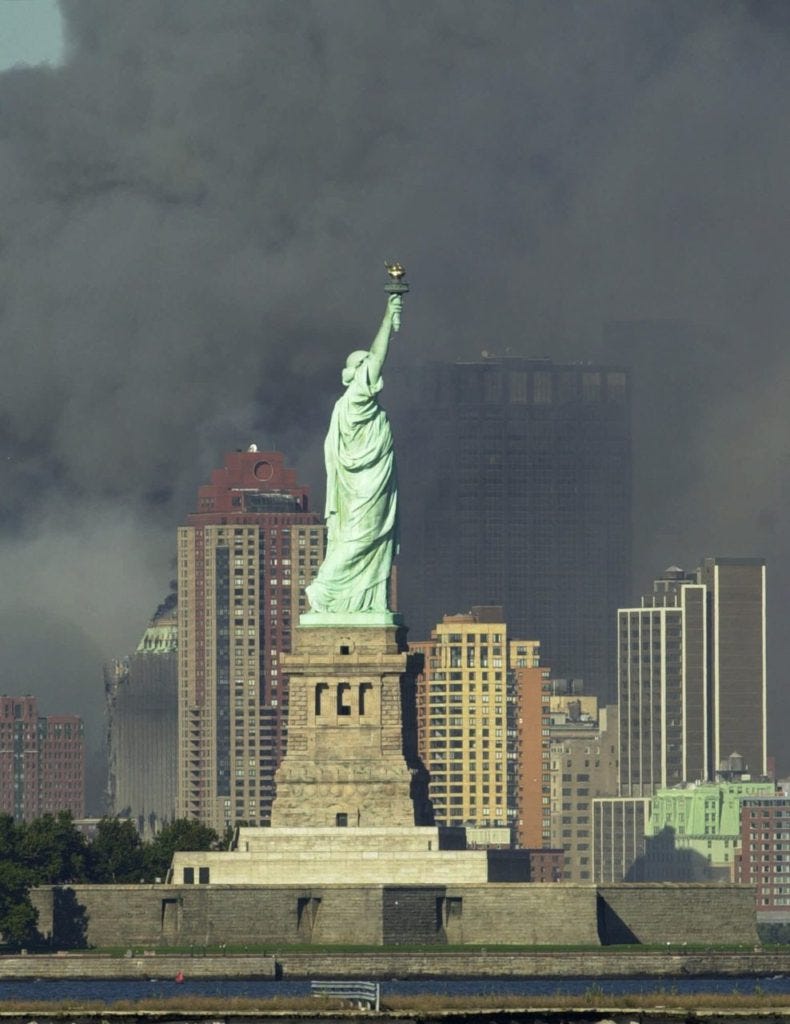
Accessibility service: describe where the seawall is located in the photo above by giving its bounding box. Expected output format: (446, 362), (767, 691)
(29, 882), (759, 948)
(0, 954), (276, 980)
(277, 950), (790, 977)
(2, 950), (790, 980)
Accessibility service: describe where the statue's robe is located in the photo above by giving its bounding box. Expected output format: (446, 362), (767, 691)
(306, 358), (398, 613)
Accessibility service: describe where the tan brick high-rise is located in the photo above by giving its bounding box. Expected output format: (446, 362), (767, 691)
(411, 606), (540, 836)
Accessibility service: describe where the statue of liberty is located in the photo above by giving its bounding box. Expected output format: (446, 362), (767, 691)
(306, 269), (407, 621)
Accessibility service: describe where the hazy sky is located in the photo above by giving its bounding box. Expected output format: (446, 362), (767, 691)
(0, 0), (63, 71)
(2, 1), (790, 800)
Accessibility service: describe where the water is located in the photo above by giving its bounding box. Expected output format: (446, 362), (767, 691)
(0, 975), (788, 1004)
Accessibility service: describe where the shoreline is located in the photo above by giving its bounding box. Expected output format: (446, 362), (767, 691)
(0, 1005), (790, 1023)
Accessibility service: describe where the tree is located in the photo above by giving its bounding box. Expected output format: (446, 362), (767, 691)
(87, 818), (144, 883)
(145, 819), (218, 881)
(0, 813), (19, 861)
(18, 812), (88, 884)
(0, 861), (37, 948)
(0, 816), (36, 948)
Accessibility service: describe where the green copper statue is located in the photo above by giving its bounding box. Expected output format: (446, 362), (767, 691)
(305, 269), (408, 622)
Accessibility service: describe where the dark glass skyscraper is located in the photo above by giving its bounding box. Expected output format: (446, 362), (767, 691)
(395, 357), (631, 703)
(697, 556), (767, 779)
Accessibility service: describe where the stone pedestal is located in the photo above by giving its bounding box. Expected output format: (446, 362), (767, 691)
(271, 623), (427, 828)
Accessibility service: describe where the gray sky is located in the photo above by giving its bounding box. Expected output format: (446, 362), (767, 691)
(1, 0), (790, 795)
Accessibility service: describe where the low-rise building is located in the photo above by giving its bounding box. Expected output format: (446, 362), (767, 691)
(550, 703), (619, 881)
(645, 779), (775, 881)
(592, 796), (650, 882)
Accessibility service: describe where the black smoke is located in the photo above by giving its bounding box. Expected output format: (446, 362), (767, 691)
(2, 0), (790, 797)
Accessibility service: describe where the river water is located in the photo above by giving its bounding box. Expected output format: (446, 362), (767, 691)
(1, 975), (789, 1003)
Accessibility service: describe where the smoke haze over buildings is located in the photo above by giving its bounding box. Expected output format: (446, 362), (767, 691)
(1, 0), (790, 803)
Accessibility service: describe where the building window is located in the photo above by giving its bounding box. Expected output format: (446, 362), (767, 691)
(336, 812), (348, 827)
(337, 683), (352, 717)
(582, 372), (601, 401)
(509, 371), (528, 404)
(534, 372), (552, 404)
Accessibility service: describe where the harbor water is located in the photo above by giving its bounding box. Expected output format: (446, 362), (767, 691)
(0, 974), (789, 1004)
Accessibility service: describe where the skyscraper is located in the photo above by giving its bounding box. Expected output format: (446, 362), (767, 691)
(396, 357), (630, 703)
(698, 557), (767, 779)
(618, 558), (767, 798)
(38, 713), (85, 819)
(512, 661), (552, 850)
(618, 567), (707, 796)
(0, 696), (38, 820)
(412, 606), (539, 835)
(176, 448), (325, 832)
(106, 605), (178, 836)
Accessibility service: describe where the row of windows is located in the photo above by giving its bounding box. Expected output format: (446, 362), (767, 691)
(315, 683), (373, 717)
(440, 634), (504, 644)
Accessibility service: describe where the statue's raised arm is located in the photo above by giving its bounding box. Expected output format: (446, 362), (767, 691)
(366, 293), (401, 382)
(340, 293), (400, 395)
(304, 271), (408, 625)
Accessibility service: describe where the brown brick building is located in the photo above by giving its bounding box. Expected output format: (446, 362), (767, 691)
(0, 696), (84, 820)
(736, 794), (790, 913)
(513, 663), (551, 849)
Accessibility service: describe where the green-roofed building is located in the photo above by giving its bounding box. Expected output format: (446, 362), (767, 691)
(646, 779), (775, 881)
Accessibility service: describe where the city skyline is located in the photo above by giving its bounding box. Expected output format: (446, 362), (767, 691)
(3, 420), (775, 828)
(2, 3), (790, 801)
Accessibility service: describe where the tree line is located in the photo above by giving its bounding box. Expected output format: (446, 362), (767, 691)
(0, 812), (221, 947)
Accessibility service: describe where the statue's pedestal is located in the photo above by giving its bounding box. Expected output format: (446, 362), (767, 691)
(171, 618), (537, 886)
(270, 621), (423, 828)
(224, 824), (492, 884)
(171, 822), (537, 885)
(298, 610), (403, 628)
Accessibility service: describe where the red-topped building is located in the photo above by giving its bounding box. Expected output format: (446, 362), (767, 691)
(191, 450), (310, 521)
(177, 447), (326, 831)
(0, 696), (84, 820)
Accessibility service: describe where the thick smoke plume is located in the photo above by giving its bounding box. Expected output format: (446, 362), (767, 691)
(2, 1), (790, 804)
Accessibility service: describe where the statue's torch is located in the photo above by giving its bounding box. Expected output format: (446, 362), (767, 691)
(384, 262), (409, 332)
